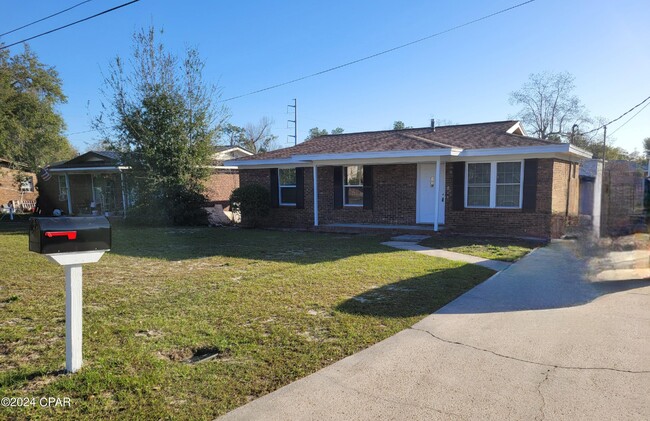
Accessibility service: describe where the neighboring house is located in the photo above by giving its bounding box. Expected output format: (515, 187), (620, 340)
(227, 120), (591, 239)
(39, 151), (129, 216)
(0, 157), (38, 209)
(39, 147), (252, 216)
(205, 146), (253, 208)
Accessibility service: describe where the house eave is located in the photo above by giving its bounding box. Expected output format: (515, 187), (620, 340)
(48, 166), (129, 173)
(459, 144), (592, 159)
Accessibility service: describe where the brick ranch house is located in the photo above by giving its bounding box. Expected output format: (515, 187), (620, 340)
(227, 121), (591, 239)
(38, 146), (252, 216)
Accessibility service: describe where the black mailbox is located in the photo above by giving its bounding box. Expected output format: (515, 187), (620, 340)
(29, 216), (111, 254)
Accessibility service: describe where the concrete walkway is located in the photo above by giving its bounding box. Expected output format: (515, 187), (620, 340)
(381, 240), (512, 272)
(219, 241), (650, 420)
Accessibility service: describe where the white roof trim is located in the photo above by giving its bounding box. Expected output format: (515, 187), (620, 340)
(460, 144), (592, 158)
(506, 122), (527, 136)
(226, 143), (592, 168)
(48, 166), (129, 173)
(293, 148), (460, 161)
(215, 146), (254, 156)
(225, 158), (305, 167)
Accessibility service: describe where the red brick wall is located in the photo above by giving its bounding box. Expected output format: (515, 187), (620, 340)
(239, 168), (315, 228)
(445, 158), (580, 238)
(318, 165), (417, 225)
(239, 165), (417, 228)
(205, 169), (240, 209)
(240, 159), (580, 238)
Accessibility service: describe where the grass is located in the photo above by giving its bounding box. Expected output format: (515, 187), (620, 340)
(420, 235), (542, 262)
(0, 225), (493, 420)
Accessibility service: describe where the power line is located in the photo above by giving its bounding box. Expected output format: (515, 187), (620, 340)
(66, 129), (97, 136)
(609, 100), (650, 136)
(0, 0), (94, 38)
(0, 0), (141, 51)
(222, 0), (536, 102)
(581, 94), (650, 135)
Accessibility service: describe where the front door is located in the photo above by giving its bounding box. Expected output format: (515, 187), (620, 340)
(417, 163), (445, 224)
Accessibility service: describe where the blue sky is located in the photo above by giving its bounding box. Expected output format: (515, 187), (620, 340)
(1, 0), (649, 154)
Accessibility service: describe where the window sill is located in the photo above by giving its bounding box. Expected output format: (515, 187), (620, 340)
(343, 204), (364, 208)
(279, 203), (296, 207)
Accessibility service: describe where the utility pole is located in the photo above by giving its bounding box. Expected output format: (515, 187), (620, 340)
(288, 98), (297, 146)
(601, 125), (607, 170)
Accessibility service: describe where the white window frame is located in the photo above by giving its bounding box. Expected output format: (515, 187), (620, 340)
(58, 175), (68, 201)
(465, 160), (524, 209)
(278, 168), (297, 206)
(343, 166), (364, 207)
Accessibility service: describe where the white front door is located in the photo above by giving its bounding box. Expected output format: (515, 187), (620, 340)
(417, 163), (445, 224)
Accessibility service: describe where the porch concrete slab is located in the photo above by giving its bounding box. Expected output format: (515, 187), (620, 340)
(390, 234), (431, 242)
(219, 241), (650, 421)
(381, 241), (511, 272)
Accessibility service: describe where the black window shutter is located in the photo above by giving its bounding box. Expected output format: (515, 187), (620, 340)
(363, 165), (373, 210)
(522, 159), (538, 212)
(269, 168), (279, 208)
(295, 168), (305, 209)
(333, 166), (343, 209)
(452, 162), (465, 211)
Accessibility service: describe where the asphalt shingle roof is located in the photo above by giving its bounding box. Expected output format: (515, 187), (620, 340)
(237, 121), (557, 161)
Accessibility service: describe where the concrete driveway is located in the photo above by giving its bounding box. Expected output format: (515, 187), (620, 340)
(219, 240), (650, 420)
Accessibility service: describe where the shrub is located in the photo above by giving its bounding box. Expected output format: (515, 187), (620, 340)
(230, 184), (271, 227)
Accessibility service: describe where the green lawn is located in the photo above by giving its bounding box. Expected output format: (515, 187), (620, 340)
(420, 235), (542, 262)
(0, 225), (492, 420)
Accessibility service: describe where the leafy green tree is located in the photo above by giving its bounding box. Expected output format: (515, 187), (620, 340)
(222, 123), (246, 146)
(306, 127), (344, 140)
(393, 121), (406, 130)
(95, 26), (227, 225)
(0, 45), (76, 170)
(643, 137), (650, 158)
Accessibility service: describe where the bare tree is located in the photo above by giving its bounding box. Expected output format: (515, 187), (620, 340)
(510, 71), (589, 141)
(241, 117), (277, 153)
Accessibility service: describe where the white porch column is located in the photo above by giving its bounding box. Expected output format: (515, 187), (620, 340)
(433, 158), (441, 232)
(313, 165), (319, 226)
(120, 171), (128, 218)
(64, 173), (73, 214)
(65, 265), (83, 373)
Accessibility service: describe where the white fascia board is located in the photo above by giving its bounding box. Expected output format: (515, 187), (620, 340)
(568, 144), (593, 158)
(459, 144), (591, 159)
(225, 158), (308, 168)
(48, 166), (123, 173)
(219, 146), (254, 156)
(294, 148), (458, 162)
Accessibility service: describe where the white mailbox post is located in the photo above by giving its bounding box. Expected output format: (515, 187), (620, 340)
(46, 251), (106, 373)
(29, 217), (111, 373)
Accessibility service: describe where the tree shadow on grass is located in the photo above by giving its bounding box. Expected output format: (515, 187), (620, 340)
(336, 266), (495, 318)
(106, 226), (394, 265)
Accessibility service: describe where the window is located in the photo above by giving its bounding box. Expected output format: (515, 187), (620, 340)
(58, 175), (68, 201)
(278, 168), (297, 205)
(496, 162), (521, 207)
(466, 161), (523, 208)
(467, 163), (491, 207)
(344, 166), (363, 206)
